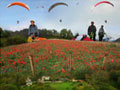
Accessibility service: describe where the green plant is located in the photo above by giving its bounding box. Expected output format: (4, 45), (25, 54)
(86, 70), (110, 85)
(0, 38), (8, 47)
(0, 84), (18, 90)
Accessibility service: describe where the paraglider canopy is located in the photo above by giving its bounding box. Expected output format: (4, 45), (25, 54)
(48, 2), (68, 12)
(7, 2), (30, 10)
(94, 1), (114, 7)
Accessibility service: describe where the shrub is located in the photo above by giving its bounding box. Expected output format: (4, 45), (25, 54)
(0, 72), (28, 86)
(0, 35), (27, 47)
(86, 70), (110, 85)
(110, 70), (120, 89)
(0, 84), (18, 90)
(73, 81), (95, 90)
(0, 77), (16, 85)
(72, 66), (91, 80)
(7, 35), (26, 45)
(0, 38), (8, 47)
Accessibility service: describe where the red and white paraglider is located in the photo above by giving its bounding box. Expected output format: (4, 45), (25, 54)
(94, 1), (114, 7)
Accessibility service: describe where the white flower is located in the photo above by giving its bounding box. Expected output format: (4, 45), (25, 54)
(26, 77), (32, 86)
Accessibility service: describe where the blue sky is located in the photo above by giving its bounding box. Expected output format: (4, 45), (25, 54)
(0, 0), (120, 39)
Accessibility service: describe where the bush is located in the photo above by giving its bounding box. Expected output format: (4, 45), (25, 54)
(0, 84), (18, 90)
(0, 77), (16, 85)
(7, 35), (26, 45)
(0, 35), (27, 47)
(73, 81), (95, 90)
(0, 38), (8, 47)
(0, 72), (28, 86)
(110, 70), (120, 89)
(16, 75), (27, 86)
(86, 70), (110, 85)
(72, 66), (91, 80)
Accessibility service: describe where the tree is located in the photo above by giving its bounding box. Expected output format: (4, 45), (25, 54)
(0, 27), (3, 38)
(52, 29), (59, 38)
(60, 29), (68, 39)
(1, 30), (11, 38)
(67, 30), (73, 39)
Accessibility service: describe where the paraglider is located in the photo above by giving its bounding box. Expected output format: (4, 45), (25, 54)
(105, 20), (107, 23)
(59, 19), (62, 23)
(7, 2), (30, 10)
(48, 2), (68, 12)
(36, 6), (39, 8)
(17, 20), (19, 24)
(41, 6), (44, 8)
(76, 2), (79, 5)
(94, 1), (114, 7)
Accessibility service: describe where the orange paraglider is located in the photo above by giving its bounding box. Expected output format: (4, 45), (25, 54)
(7, 2), (30, 10)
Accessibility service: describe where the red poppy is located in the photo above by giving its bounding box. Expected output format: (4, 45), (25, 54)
(61, 68), (66, 73)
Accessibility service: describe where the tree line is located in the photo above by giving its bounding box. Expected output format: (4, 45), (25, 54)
(0, 27), (74, 47)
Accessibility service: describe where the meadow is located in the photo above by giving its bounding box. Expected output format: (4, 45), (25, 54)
(0, 40), (120, 90)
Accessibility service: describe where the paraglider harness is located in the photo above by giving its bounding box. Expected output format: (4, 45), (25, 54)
(90, 32), (94, 40)
(103, 34), (112, 41)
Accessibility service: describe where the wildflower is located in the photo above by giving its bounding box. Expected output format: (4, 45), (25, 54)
(13, 61), (16, 65)
(111, 59), (114, 63)
(61, 68), (66, 73)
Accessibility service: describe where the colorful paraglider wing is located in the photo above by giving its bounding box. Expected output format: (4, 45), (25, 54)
(7, 2), (30, 10)
(94, 1), (114, 7)
(48, 2), (68, 12)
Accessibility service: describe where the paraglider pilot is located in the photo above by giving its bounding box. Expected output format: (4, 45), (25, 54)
(28, 20), (39, 37)
(98, 25), (105, 41)
(88, 21), (97, 41)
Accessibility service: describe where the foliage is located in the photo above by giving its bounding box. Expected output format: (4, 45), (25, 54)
(0, 84), (18, 90)
(73, 81), (95, 90)
(60, 29), (73, 39)
(7, 35), (27, 45)
(0, 28), (27, 47)
(86, 70), (110, 85)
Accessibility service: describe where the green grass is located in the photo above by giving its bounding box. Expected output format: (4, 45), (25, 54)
(49, 82), (79, 90)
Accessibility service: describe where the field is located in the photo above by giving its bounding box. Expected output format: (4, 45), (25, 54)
(0, 40), (120, 90)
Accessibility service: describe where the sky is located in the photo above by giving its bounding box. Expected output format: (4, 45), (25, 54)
(0, 0), (120, 39)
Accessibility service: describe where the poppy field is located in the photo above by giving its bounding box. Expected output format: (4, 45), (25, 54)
(0, 40), (120, 78)
(0, 40), (120, 90)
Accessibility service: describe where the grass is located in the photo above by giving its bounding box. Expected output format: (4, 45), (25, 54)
(48, 82), (79, 90)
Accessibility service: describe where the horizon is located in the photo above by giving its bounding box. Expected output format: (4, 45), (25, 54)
(0, 0), (120, 39)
